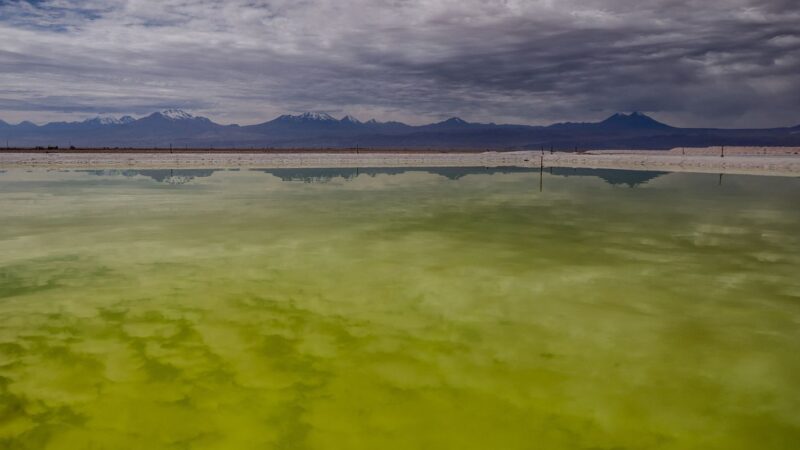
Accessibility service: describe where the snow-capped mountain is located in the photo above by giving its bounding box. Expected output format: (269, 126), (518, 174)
(340, 115), (361, 124)
(275, 112), (362, 124)
(83, 116), (136, 125)
(273, 112), (338, 123)
(132, 110), (215, 133)
(158, 109), (196, 120)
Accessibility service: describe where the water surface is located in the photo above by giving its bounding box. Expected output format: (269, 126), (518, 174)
(1, 167), (799, 449)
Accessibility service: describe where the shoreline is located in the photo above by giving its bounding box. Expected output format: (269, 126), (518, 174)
(1, 148), (799, 176)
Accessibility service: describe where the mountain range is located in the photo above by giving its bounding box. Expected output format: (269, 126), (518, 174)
(1, 110), (799, 150)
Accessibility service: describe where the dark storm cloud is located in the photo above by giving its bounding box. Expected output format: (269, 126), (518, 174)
(0, 0), (798, 126)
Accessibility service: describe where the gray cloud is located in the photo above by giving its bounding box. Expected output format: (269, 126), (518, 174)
(0, 0), (798, 126)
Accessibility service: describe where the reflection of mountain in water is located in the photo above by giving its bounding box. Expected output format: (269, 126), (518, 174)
(80, 169), (219, 184)
(80, 167), (537, 184)
(549, 167), (668, 187)
(77, 166), (667, 187)
(255, 166), (538, 183)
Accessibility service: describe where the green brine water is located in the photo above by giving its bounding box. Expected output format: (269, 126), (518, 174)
(0, 167), (798, 449)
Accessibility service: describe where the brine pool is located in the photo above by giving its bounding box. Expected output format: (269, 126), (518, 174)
(0, 167), (798, 449)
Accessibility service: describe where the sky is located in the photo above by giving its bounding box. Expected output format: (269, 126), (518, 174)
(0, 0), (799, 127)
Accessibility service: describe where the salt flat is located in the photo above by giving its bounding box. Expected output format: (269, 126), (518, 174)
(1, 147), (799, 176)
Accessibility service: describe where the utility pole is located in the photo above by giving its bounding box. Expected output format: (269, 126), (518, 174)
(539, 154), (544, 192)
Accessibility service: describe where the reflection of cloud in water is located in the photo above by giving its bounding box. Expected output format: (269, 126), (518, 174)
(549, 167), (668, 187)
(1, 168), (799, 449)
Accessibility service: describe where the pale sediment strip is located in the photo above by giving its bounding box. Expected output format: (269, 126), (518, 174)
(1, 148), (799, 176)
(546, 151), (800, 176)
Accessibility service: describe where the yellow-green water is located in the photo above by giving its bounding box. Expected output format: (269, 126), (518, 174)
(0, 167), (799, 450)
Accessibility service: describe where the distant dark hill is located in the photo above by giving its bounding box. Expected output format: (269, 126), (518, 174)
(549, 112), (672, 133)
(420, 117), (476, 131)
(1, 110), (798, 149)
(598, 112), (673, 131)
(15, 121), (38, 131)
